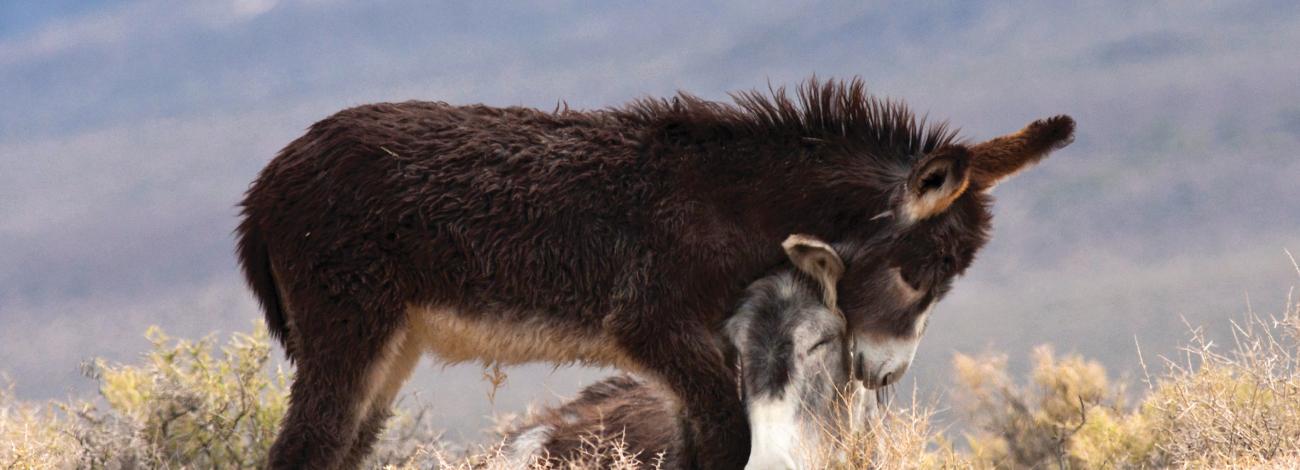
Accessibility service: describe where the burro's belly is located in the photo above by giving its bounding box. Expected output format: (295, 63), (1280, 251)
(404, 305), (638, 371)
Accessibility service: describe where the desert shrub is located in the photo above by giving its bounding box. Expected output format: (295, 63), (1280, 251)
(0, 378), (80, 469)
(953, 347), (1148, 469)
(68, 324), (289, 468)
(0, 325), (289, 469)
(1138, 302), (1300, 467)
(952, 265), (1300, 469)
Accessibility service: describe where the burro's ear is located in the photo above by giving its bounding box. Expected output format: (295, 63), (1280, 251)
(782, 234), (845, 309)
(902, 146), (972, 223)
(722, 314), (749, 350)
(970, 115), (1075, 188)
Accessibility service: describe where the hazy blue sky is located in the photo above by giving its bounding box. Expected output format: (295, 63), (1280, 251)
(2, 0), (1298, 439)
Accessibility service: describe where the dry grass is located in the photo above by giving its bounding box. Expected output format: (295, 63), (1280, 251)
(1140, 293), (1300, 467)
(822, 391), (972, 469)
(3, 259), (1299, 468)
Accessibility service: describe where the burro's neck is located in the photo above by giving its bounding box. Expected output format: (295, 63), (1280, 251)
(693, 160), (885, 245)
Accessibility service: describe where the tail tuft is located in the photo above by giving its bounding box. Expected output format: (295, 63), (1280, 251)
(235, 215), (291, 358)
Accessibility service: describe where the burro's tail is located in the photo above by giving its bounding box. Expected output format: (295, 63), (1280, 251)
(235, 214), (291, 359)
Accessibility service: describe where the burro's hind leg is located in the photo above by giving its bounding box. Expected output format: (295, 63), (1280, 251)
(337, 320), (425, 469)
(266, 298), (411, 470)
(611, 311), (750, 470)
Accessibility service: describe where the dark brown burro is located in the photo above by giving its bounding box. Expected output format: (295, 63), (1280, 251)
(237, 77), (1075, 469)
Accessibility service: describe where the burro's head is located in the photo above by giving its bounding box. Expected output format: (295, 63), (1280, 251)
(838, 115), (1076, 389)
(725, 235), (862, 469)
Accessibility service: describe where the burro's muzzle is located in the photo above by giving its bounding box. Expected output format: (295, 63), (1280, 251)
(852, 305), (931, 389)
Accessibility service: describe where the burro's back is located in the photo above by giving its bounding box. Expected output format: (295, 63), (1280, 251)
(236, 78), (1075, 469)
(244, 101), (652, 320)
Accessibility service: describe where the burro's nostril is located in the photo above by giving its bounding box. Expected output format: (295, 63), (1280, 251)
(877, 363), (910, 387)
(853, 354), (866, 381)
(892, 363), (910, 383)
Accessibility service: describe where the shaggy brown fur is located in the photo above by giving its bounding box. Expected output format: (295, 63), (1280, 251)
(509, 375), (686, 467)
(236, 77), (1073, 469)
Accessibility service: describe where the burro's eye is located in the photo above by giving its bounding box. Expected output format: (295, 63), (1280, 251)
(892, 266), (924, 303)
(898, 267), (922, 290)
(808, 335), (837, 353)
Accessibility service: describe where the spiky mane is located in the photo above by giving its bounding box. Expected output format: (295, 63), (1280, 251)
(619, 77), (959, 158)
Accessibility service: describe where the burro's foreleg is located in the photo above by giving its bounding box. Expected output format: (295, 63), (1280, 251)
(608, 303), (749, 469)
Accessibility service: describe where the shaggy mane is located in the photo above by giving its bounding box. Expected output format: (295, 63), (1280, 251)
(619, 77), (959, 158)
